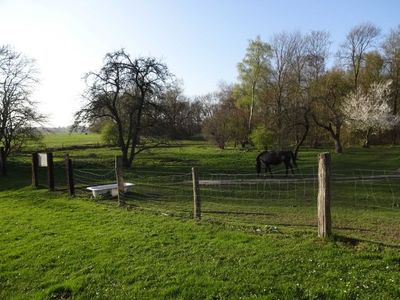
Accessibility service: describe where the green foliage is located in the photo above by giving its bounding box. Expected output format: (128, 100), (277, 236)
(250, 125), (274, 150)
(361, 51), (385, 86)
(236, 36), (272, 136)
(237, 36), (271, 86)
(232, 83), (251, 108)
(100, 121), (119, 146)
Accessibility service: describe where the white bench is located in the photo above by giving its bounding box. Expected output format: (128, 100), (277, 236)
(86, 183), (135, 198)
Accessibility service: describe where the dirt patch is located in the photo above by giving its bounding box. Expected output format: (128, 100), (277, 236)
(47, 287), (72, 300)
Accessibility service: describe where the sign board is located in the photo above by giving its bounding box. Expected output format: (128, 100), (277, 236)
(38, 153), (48, 167)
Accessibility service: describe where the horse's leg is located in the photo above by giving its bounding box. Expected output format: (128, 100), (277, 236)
(266, 164), (273, 178)
(289, 162), (294, 175)
(283, 161), (290, 177)
(260, 161), (265, 177)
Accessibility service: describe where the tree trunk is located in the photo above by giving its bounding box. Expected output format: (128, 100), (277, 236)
(248, 84), (255, 134)
(313, 114), (343, 154)
(391, 90), (398, 145)
(128, 97), (145, 168)
(363, 138), (370, 148)
(121, 147), (131, 168)
(363, 129), (371, 148)
(363, 128), (372, 148)
(333, 137), (343, 153)
(391, 129), (398, 145)
(294, 129), (308, 159)
(293, 112), (310, 159)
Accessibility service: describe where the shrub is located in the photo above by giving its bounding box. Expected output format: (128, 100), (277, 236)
(100, 121), (119, 146)
(250, 125), (274, 150)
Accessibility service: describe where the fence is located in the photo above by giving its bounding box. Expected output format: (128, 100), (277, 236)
(26, 151), (400, 245)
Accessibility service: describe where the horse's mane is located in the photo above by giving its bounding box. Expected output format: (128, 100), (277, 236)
(256, 150), (270, 161)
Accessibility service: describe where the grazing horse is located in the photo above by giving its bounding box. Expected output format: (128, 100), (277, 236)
(256, 150), (297, 177)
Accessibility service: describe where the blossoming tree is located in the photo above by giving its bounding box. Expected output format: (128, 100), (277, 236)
(342, 80), (399, 147)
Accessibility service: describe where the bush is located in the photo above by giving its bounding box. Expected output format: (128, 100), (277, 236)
(100, 121), (119, 145)
(202, 112), (230, 150)
(250, 126), (274, 150)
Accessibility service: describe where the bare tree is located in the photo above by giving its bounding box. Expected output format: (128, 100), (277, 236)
(0, 45), (43, 160)
(74, 49), (171, 167)
(269, 32), (298, 147)
(339, 23), (381, 89)
(312, 70), (351, 153)
(289, 31), (331, 158)
(158, 82), (205, 138)
(202, 84), (248, 149)
(382, 25), (400, 143)
(305, 31), (331, 80)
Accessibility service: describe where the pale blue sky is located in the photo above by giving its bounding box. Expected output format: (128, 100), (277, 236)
(0, 0), (399, 126)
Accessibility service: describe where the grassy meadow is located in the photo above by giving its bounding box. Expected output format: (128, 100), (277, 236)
(1, 133), (400, 299)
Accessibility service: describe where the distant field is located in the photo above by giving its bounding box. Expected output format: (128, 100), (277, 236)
(1, 135), (400, 298)
(28, 132), (102, 150)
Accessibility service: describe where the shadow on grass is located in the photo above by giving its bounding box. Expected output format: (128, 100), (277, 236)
(332, 233), (400, 248)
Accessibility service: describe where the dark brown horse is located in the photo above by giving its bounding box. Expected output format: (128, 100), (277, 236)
(256, 150), (297, 177)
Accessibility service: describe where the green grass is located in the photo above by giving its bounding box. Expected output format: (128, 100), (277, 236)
(1, 191), (399, 299)
(1, 136), (400, 298)
(27, 133), (102, 150)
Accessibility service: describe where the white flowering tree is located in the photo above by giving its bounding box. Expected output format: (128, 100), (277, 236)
(342, 80), (399, 147)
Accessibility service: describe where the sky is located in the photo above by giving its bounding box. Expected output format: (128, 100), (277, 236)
(0, 0), (399, 127)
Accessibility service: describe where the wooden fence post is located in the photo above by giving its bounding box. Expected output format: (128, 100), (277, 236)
(65, 154), (75, 196)
(192, 167), (201, 220)
(47, 152), (55, 192)
(32, 152), (39, 188)
(318, 152), (332, 238)
(115, 156), (125, 207)
(0, 147), (6, 176)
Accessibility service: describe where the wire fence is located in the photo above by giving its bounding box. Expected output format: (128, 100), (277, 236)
(11, 154), (398, 247)
(51, 162), (399, 245)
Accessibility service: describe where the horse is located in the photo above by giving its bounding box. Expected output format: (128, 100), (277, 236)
(256, 150), (297, 177)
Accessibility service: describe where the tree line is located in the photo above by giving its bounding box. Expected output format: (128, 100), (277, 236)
(0, 22), (399, 168)
(204, 23), (400, 157)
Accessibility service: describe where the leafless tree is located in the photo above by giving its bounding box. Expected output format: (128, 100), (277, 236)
(0, 45), (43, 160)
(312, 69), (351, 153)
(382, 25), (400, 143)
(339, 23), (381, 89)
(74, 49), (171, 167)
(305, 31), (331, 80)
(202, 84), (247, 149)
(268, 31), (329, 156)
(269, 32), (297, 147)
(158, 82), (205, 138)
